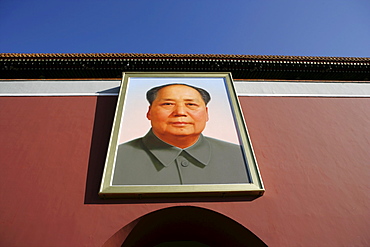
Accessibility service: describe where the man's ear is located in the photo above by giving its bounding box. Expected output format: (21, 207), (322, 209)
(206, 107), (209, 121)
(146, 106), (152, 120)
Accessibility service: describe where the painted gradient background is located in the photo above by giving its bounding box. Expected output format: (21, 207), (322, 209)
(118, 77), (242, 145)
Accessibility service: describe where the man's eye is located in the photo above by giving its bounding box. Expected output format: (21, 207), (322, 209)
(187, 103), (198, 106)
(162, 103), (173, 106)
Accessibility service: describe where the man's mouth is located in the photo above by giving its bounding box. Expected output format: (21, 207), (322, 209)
(171, 122), (190, 126)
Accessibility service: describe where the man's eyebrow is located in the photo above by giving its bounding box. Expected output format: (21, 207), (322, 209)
(159, 98), (176, 101)
(158, 98), (199, 101)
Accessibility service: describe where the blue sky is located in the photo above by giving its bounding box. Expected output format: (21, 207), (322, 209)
(1, 0), (369, 57)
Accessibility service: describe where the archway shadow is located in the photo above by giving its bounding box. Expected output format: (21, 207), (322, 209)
(103, 206), (267, 247)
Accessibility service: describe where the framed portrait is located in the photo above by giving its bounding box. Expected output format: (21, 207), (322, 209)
(99, 72), (264, 198)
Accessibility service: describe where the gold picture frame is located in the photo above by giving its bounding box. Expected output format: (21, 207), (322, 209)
(99, 72), (264, 198)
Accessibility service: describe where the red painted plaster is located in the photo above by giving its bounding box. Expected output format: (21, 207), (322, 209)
(0, 96), (369, 246)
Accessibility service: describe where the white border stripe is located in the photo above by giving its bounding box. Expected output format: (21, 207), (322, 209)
(235, 81), (370, 97)
(0, 80), (120, 96)
(1, 80), (370, 97)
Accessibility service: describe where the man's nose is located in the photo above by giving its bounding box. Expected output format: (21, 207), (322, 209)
(173, 104), (187, 116)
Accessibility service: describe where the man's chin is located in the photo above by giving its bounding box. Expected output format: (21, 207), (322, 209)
(153, 128), (202, 139)
(170, 132), (193, 137)
(165, 130), (199, 137)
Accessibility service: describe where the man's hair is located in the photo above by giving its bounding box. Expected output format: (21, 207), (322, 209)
(146, 83), (211, 105)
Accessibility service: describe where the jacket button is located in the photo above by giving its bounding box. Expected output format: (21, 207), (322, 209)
(181, 160), (189, 167)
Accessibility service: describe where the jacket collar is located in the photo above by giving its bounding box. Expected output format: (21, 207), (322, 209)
(142, 129), (211, 167)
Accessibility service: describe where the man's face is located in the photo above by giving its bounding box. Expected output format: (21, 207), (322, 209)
(147, 85), (209, 144)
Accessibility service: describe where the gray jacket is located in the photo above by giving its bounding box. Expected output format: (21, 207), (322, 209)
(112, 129), (250, 185)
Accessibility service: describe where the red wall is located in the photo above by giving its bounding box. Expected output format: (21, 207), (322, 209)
(0, 96), (369, 246)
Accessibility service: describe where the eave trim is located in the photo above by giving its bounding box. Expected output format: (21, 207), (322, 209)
(1, 80), (369, 97)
